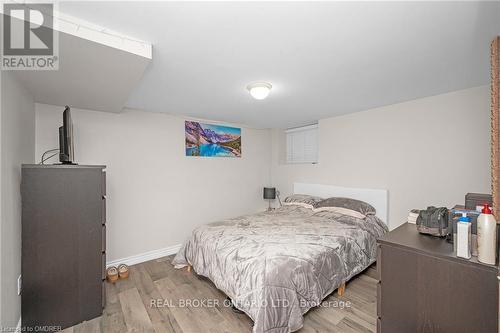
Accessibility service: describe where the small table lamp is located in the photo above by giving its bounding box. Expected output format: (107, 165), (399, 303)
(263, 187), (276, 211)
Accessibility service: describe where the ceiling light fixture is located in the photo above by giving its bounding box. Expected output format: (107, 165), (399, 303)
(247, 82), (272, 100)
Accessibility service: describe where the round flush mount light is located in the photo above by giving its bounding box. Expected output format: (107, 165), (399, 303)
(246, 82), (272, 100)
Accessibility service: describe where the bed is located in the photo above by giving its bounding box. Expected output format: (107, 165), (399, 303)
(172, 183), (388, 333)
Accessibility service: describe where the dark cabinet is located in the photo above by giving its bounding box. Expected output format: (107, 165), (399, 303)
(21, 165), (106, 331)
(377, 223), (498, 333)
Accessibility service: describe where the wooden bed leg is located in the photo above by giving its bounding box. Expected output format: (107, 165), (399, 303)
(338, 283), (346, 296)
(187, 264), (192, 273)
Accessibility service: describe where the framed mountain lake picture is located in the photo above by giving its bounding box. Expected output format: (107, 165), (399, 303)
(185, 121), (242, 157)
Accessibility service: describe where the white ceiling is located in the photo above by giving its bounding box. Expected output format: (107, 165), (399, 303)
(59, 1), (500, 128)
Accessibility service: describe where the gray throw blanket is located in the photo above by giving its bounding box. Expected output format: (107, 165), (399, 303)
(172, 205), (387, 333)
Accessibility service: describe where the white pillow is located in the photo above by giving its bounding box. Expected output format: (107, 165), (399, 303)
(313, 206), (366, 219)
(283, 202), (315, 210)
(283, 194), (323, 209)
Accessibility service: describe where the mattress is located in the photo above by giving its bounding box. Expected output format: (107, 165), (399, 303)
(172, 204), (387, 333)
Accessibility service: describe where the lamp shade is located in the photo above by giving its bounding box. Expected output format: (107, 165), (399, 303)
(263, 187), (276, 200)
(247, 82), (272, 100)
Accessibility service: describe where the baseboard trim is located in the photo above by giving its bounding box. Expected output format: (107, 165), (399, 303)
(106, 244), (182, 268)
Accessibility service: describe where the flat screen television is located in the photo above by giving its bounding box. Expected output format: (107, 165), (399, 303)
(59, 106), (75, 164)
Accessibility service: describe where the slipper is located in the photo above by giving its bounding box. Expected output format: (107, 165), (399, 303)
(106, 266), (118, 283)
(118, 264), (129, 279)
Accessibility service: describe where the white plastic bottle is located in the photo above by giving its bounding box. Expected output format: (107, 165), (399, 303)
(477, 204), (497, 265)
(457, 213), (472, 259)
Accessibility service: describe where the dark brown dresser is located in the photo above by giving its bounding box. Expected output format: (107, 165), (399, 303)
(376, 223), (498, 333)
(21, 165), (106, 331)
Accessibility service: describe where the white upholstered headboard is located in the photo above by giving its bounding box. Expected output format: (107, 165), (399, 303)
(293, 182), (389, 225)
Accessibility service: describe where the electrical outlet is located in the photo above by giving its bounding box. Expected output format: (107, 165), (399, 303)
(17, 275), (21, 295)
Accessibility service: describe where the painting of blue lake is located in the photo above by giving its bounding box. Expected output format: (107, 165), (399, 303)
(185, 121), (241, 157)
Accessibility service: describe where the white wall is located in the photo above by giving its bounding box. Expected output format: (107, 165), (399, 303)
(34, 86), (491, 258)
(271, 86), (491, 229)
(35, 104), (272, 262)
(1, 72), (35, 328)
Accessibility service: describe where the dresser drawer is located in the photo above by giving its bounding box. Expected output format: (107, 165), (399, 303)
(101, 198), (106, 224)
(376, 244), (381, 280)
(102, 281), (106, 309)
(102, 253), (106, 280)
(101, 172), (106, 196)
(102, 224), (106, 252)
(377, 281), (381, 318)
(379, 223), (498, 333)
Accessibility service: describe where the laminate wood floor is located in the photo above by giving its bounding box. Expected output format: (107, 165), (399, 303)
(61, 256), (378, 333)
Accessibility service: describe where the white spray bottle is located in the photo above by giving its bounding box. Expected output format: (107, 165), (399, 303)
(477, 203), (497, 265)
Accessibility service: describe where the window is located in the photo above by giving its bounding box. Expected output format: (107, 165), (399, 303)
(285, 124), (318, 164)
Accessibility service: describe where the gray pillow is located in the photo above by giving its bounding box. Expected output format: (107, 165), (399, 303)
(284, 194), (323, 207)
(315, 197), (376, 216)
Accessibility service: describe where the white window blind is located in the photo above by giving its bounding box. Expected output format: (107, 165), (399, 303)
(285, 124), (318, 164)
